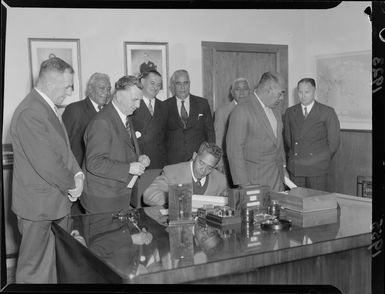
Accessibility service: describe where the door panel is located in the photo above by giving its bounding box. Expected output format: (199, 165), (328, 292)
(202, 42), (288, 114)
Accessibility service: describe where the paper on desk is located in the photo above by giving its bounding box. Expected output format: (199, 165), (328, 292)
(284, 175), (297, 189)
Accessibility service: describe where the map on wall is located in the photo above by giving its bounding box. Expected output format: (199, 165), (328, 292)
(316, 51), (371, 130)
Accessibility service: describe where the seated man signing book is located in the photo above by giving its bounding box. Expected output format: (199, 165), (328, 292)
(143, 142), (227, 206)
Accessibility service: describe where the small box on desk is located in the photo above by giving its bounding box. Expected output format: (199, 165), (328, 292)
(168, 183), (195, 226)
(284, 208), (338, 228)
(270, 187), (337, 213)
(228, 185), (270, 223)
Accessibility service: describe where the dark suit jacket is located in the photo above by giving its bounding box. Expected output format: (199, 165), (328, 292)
(62, 97), (97, 167)
(143, 161), (227, 206)
(226, 94), (285, 192)
(283, 101), (340, 177)
(10, 89), (81, 221)
(164, 95), (215, 164)
(131, 99), (168, 169)
(82, 103), (140, 213)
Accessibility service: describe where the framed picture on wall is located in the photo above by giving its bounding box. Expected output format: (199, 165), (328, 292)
(28, 38), (82, 106)
(316, 50), (371, 130)
(124, 42), (169, 101)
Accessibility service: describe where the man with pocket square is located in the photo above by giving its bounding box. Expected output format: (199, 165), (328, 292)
(164, 69), (215, 164)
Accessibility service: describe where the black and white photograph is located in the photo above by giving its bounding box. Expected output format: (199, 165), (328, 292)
(0, 2), (383, 293)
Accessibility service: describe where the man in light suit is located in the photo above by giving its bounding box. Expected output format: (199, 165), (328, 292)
(131, 70), (168, 169)
(284, 78), (340, 191)
(143, 142), (227, 207)
(82, 75), (149, 214)
(10, 57), (84, 283)
(226, 72), (288, 192)
(62, 72), (111, 167)
(214, 77), (251, 186)
(164, 69), (215, 165)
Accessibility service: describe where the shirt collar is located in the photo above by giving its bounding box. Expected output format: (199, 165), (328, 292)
(301, 100), (315, 112)
(190, 161), (206, 186)
(143, 96), (155, 107)
(35, 87), (56, 114)
(254, 91), (268, 108)
(89, 97), (101, 112)
(111, 100), (127, 126)
(176, 95), (190, 103)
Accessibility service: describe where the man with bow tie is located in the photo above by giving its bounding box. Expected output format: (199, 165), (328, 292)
(164, 69), (215, 165)
(82, 75), (149, 214)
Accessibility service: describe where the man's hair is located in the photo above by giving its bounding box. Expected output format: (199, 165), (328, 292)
(86, 73), (111, 97)
(297, 78), (316, 88)
(170, 69), (189, 85)
(141, 69), (162, 80)
(197, 141), (223, 162)
(255, 72), (282, 91)
(231, 77), (251, 93)
(114, 75), (143, 91)
(38, 57), (74, 80)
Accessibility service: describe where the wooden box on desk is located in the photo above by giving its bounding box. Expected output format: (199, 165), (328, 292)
(284, 208), (338, 228)
(270, 187), (337, 213)
(228, 185), (270, 216)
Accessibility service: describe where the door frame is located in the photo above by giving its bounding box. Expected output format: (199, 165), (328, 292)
(202, 41), (288, 112)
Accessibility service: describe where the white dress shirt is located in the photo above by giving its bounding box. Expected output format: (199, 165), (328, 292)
(112, 100), (127, 127)
(301, 100), (315, 116)
(176, 95), (190, 116)
(254, 91), (277, 137)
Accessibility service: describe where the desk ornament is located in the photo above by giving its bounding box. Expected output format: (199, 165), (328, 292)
(168, 183), (195, 226)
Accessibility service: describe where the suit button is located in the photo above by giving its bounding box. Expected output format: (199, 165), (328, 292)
(310, 153), (313, 156)
(295, 142), (298, 145)
(294, 153), (298, 156)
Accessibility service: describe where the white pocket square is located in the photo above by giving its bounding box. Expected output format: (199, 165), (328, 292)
(135, 131), (142, 138)
(198, 113), (204, 118)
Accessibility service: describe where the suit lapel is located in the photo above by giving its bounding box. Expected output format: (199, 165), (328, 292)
(251, 95), (277, 144)
(300, 101), (320, 138)
(170, 97), (185, 128)
(85, 97), (98, 116)
(186, 95), (198, 128)
(139, 99), (152, 132)
(108, 104), (136, 152)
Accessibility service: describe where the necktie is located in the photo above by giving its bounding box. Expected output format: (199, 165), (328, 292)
(98, 105), (104, 111)
(304, 107), (308, 118)
(125, 116), (132, 138)
(180, 101), (188, 128)
(148, 99), (154, 116)
(196, 180), (202, 187)
(54, 106), (63, 123)
(265, 107), (277, 138)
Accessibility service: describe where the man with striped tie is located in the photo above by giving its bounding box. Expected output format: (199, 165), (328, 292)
(283, 78), (340, 191)
(82, 75), (149, 214)
(131, 70), (168, 169)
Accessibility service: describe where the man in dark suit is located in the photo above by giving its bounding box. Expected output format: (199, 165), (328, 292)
(143, 142), (227, 207)
(227, 72), (288, 192)
(214, 77), (251, 186)
(82, 75), (150, 214)
(62, 72), (111, 167)
(131, 70), (168, 169)
(165, 69), (215, 164)
(283, 78), (340, 191)
(10, 57), (84, 283)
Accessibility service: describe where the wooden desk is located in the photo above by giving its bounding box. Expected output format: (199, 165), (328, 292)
(58, 194), (371, 293)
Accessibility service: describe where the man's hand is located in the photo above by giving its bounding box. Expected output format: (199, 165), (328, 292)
(138, 154), (150, 168)
(68, 173), (84, 201)
(131, 231), (153, 245)
(129, 162), (146, 176)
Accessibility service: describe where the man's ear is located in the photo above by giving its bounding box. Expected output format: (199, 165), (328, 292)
(192, 152), (197, 161)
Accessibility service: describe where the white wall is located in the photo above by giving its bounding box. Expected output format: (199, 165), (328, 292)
(2, 3), (371, 143)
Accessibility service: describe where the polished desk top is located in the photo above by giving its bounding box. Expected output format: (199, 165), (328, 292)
(67, 193), (371, 283)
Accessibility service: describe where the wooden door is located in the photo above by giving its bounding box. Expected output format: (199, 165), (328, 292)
(202, 42), (288, 114)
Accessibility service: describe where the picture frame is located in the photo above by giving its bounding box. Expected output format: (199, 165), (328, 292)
(124, 42), (169, 101)
(315, 50), (371, 130)
(28, 38), (82, 107)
